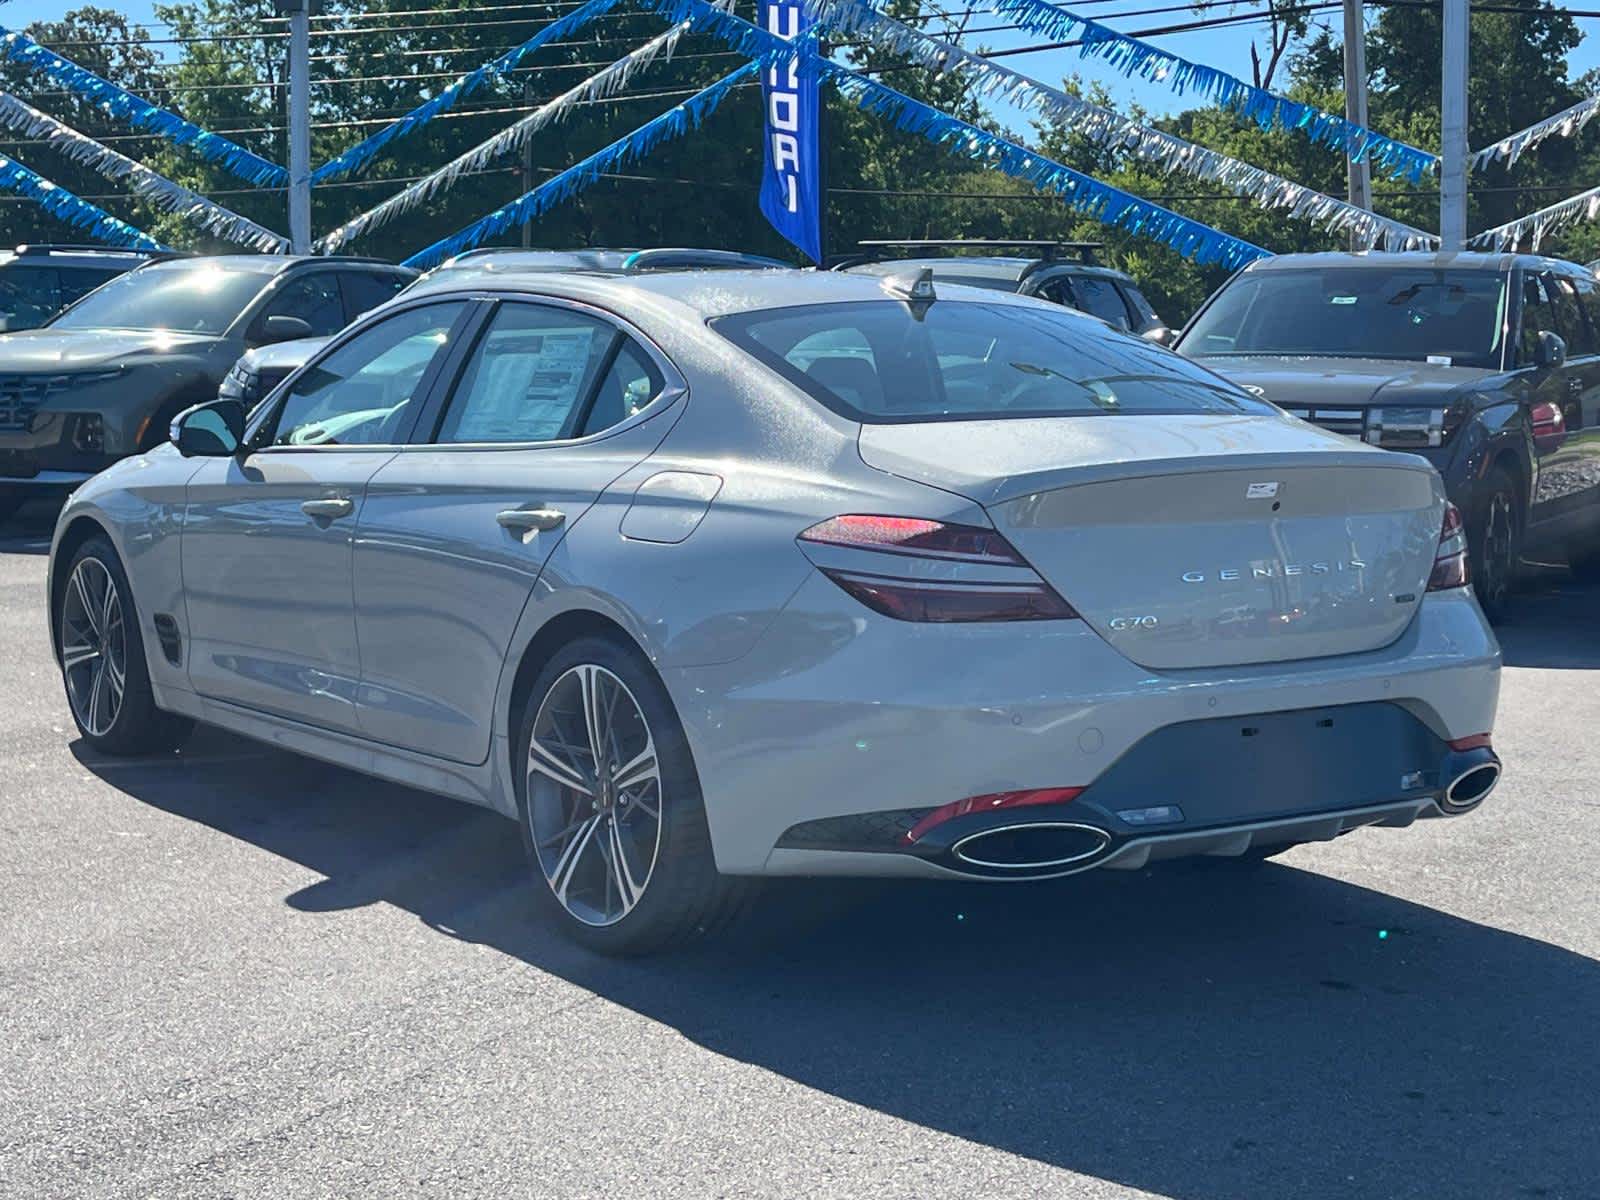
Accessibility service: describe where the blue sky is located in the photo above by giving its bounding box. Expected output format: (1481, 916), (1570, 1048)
(2, 0), (1597, 138)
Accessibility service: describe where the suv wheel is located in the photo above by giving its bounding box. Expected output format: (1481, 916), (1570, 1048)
(514, 635), (749, 955)
(1469, 469), (1520, 622)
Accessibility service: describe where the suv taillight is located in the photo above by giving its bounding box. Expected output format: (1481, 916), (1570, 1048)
(1427, 502), (1469, 592)
(797, 515), (1078, 622)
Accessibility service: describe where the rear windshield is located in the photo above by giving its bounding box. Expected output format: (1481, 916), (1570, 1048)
(1180, 267), (1508, 368)
(712, 300), (1271, 423)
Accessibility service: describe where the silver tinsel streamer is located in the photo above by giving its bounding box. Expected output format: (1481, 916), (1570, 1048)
(317, 22), (692, 253)
(815, 0), (1436, 251)
(1472, 95), (1600, 173)
(0, 92), (288, 252)
(1469, 183), (1600, 252)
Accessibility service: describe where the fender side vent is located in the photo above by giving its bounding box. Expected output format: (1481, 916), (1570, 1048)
(152, 613), (182, 666)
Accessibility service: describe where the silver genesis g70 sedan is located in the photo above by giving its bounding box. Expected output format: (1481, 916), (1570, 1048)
(47, 267), (1503, 953)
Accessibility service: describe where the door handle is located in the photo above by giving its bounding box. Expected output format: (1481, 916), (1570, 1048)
(496, 507), (566, 533)
(301, 497), (354, 520)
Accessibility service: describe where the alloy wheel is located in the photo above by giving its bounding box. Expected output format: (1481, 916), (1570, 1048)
(526, 664), (663, 927)
(61, 557), (127, 738)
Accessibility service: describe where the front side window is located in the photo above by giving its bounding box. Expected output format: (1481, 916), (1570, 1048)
(435, 304), (619, 444)
(269, 302), (465, 447)
(259, 272), (346, 337)
(1180, 267), (1508, 369)
(715, 300), (1272, 423)
(49, 262), (270, 334)
(1072, 276), (1134, 330)
(1551, 276), (1597, 356)
(1518, 273), (1560, 364)
(1573, 274), (1600, 356)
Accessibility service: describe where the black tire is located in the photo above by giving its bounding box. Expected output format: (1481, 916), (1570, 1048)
(58, 535), (194, 756)
(514, 634), (750, 955)
(1468, 468), (1520, 623)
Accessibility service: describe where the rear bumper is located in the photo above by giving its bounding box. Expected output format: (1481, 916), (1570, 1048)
(664, 577), (1501, 876)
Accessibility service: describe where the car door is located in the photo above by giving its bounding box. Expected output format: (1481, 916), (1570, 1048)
(1518, 270), (1591, 534)
(181, 300), (470, 734)
(1545, 273), (1600, 537)
(351, 297), (682, 764)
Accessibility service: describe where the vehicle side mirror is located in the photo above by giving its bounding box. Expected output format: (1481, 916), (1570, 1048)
(171, 398), (244, 457)
(252, 314), (315, 346)
(1535, 330), (1567, 369)
(1141, 326), (1176, 347)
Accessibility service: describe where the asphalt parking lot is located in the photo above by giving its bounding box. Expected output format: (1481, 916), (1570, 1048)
(1, 499), (1597, 1200)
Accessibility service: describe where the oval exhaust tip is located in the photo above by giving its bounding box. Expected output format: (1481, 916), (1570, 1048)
(951, 822), (1111, 872)
(1443, 762), (1500, 812)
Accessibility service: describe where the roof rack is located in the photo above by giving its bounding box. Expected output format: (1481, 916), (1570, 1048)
(835, 239), (1104, 270)
(13, 243), (165, 258)
(622, 248), (790, 273)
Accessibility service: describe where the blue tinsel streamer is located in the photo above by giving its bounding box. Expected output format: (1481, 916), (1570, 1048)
(0, 153), (166, 250)
(404, 64), (758, 270)
(635, 0), (1270, 268)
(0, 28), (286, 188)
(313, 0), (626, 184)
(974, 0), (1437, 182)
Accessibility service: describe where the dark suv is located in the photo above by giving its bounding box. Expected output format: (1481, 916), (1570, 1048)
(1177, 251), (1600, 619)
(840, 240), (1173, 342)
(0, 254), (414, 521)
(0, 244), (168, 333)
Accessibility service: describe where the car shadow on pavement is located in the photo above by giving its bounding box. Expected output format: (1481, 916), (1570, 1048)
(75, 727), (1598, 1200)
(1497, 570), (1600, 669)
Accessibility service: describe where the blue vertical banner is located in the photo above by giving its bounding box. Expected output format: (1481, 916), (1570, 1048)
(758, 0), (823, 263)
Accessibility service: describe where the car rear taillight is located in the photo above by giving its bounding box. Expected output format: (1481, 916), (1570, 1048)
(797, 514), (1078, 622)
(1427, 502), (1469, 592)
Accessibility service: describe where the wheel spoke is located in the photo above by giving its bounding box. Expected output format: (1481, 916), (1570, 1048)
(547, 813), (603, 905)
(579, 665), (608, 774)
(62, 643), (100, 671)
(99, 574), (118, 642)
(606, 817), (644, 912)
(528, 737), (593, 796)
(86, 662), (105, 733)
(611, 743), (658, 794)
(70, 565), (99, 637)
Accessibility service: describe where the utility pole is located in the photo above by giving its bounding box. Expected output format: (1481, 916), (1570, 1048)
(521, 76), (534, 249)
(278, 0), (313, 254)
(1342, 0), (1372, 251)
(1440, 0), (1470, 251)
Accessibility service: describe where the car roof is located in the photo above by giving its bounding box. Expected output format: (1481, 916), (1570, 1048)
(1241, 250), (1592, 275)
(401, 264), (1079, 318)
(846, 256), (1136, 286)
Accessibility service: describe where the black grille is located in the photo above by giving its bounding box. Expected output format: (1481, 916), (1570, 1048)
(0, 374), (65, 433)
(1280, 405), (1367, 439)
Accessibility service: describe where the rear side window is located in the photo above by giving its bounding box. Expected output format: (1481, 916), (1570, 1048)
(0, 264), (60, 328)
(1072, 276), (1134, 330)
(340, 271), (410, 321)
(60, 268), (121, 305)
(576, 340), (663, 437)
(714, 300), (1272, 423)
(435, 303), (618, 444)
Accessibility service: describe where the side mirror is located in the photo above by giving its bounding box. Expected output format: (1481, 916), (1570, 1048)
(252, 314), (315, 346)
(1141, 326), (1176, 347)
(1535, 330), (1568, 369)
(171, 398), (245, 457)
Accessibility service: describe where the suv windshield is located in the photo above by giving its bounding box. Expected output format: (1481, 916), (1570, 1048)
(714, 300), (1269, 423)
(1181, 267), (1508, 369)
(49, 263), (270, 334)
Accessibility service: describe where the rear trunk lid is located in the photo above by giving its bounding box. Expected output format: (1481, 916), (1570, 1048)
(857, 414), (1445, 669)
